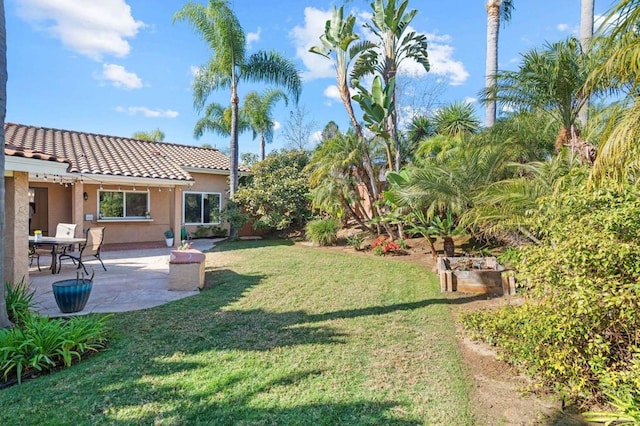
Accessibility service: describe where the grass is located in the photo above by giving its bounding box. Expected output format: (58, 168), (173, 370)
(0, 240), (474, 424)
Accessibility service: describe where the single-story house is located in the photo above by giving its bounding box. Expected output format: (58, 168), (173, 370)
(3, 122), (249, 283)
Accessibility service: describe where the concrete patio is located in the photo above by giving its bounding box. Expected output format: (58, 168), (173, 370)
(27, 238), (223, 317)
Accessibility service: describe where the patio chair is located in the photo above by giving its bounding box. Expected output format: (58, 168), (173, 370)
(31, 223), (77, 271)
(57, 227), (107, 274)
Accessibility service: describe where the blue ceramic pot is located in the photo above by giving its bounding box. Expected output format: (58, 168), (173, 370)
(52, 279), (93, 313)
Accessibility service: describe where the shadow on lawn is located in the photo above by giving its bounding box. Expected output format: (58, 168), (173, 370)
(98, 368), (420, 425)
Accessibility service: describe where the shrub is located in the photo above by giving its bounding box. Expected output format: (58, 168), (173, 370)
(305, 218), (339, 246)
(5, 280), (36, 325)
(0, 313), (109, 384)
(462, 185), (640, 407)
(371, 236), (401, 256)
(346, 233), (366, 251)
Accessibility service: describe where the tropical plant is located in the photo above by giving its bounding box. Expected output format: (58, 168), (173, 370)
(352, 0), (430, 172)
(131, 128), (165, 142)
(174, 0), (301, 198)
(485, 0), (515, 127)
(0, 1), (10, 329)
(305, 218), (339, 246)
(427, 210), (462, 257)
(432, 101), (481, 137)
(346, 233), (366, 251)
(4, 280), (35, 325)
(193, 102), (249, 140)
(587, 0), (640, 185)
(482, 37), (598, 155)
(307, 131), (377, 232)
(243, 88), (288, 161)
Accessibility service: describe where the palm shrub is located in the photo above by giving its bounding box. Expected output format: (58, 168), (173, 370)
(462, 184), (640, 407)
(305, 218), (339, 246)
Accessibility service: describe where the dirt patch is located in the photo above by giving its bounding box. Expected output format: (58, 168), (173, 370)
(315, 236), (589, 425)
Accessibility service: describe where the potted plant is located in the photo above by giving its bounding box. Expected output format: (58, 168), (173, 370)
(164, 229), (174, 247)
(52, 271), (94, 313)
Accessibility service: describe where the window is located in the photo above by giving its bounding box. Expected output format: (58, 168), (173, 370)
(99, 190), (149, 219)
(183, 192), (221, 225)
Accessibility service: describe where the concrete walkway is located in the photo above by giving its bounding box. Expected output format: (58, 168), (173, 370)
(27, 238), (223, 317)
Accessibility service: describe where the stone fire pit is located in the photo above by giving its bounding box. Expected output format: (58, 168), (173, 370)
(437, 256), (515, 296)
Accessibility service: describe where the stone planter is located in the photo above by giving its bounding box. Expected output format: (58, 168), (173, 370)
(169, 249), (205, 291)
(52, 278), (93, 313)
(437, 256), (515, 296)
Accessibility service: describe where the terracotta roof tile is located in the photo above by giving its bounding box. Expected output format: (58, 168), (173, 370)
(4, 123), (250, 181)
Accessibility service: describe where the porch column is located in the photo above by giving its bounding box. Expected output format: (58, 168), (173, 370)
(172, 186), (181, 247)
(73, 182), (84, 237)
(4, 171), (29, 285)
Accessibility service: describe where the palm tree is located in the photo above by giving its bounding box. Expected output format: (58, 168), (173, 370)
(0, 0), (11, 328)
(309, 6), (381, 214)
(174, 0), (301, 197)
(242, 89), (288, 161)
(352, 0), (430, 171)
(132, 128), (165, 142)
(578, 0), (595, 127)
(482, 37), (597, 159)
(193, 102), (249, 141)
(485, 0), (515, 128)
(587, 0), (640, 185)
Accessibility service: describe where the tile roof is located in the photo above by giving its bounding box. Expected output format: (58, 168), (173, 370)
(4, 123), (250, 182)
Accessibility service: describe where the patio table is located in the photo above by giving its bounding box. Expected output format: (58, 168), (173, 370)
(29, 236), (86, 274)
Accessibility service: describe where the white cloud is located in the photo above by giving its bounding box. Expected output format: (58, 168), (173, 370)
(422, 32), (469, 86)
(115, 106), (179, 118)
(247, 27), (261, 48)
(273, 121), (281, 131)
(291, 7), (335, 80)
(99, 63), (143, 89)
(464, 97), (477, 105)
(595, 13), (619, 34)
(310, 131), (323, 144)
(556, 23), (578, 34)
(15, 0), (145, 61)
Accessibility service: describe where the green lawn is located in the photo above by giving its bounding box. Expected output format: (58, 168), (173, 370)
(0, 240), (474, 425)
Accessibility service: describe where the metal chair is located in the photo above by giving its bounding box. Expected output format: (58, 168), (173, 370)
(57, 227), (107, 274)
(32, 223), (77, 271)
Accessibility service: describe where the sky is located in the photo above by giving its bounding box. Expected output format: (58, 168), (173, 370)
(5, 0), (613, 157)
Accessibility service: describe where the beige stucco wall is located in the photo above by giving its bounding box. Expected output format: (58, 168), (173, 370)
(4, 172), (29, 285)
(181, 172), (230, 237)
(23, 172), (230, 248)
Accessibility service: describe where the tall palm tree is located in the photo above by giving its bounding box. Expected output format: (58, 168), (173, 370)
(352, 0), (430, 171)
(309, 6), (381, 213)
(193, 102), (249, 141)
(242, 88), (288, 161)
(174, 0), (301, 197)
(578, 0), (595, 127)
(485, 0), (515, 128)
(0, 0), (11, 328)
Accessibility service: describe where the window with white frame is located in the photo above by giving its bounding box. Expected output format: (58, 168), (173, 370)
(183, 192), (222, 225)
(99, 190), (149, 219)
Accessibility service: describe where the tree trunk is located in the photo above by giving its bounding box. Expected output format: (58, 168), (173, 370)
(485, 0), (501, 128)
(260, 134), (265, 161)
(229, 80), (239, 240)
(578, 0), (594, 127)
(0, 0), (13, 328)
(443, 236), (455, 258)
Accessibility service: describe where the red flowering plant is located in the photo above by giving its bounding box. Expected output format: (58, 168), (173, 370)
(371, 235), (402, 256)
